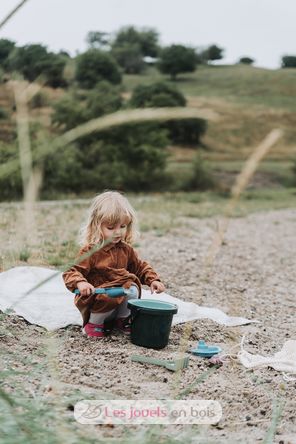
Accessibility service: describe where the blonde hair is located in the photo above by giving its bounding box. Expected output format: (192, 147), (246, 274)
(79, 191), (138, 246)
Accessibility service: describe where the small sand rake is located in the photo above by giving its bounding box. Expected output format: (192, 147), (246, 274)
(131, 355), (189, 372)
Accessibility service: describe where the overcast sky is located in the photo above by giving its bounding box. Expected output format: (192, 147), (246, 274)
(0, 0), (295, 69)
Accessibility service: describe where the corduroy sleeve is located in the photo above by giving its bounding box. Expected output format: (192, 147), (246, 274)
(62, 245), (93, 292)
(127, 246), (161, 286)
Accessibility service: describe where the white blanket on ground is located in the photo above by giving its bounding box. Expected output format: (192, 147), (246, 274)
(0, 266), (256, 331)
(238, 340), (296, 374)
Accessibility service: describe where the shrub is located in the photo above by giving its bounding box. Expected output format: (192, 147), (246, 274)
(29, 91), (49, 109)
(42, 122), (170, 193)
(0, 143), (22, 200)
(48, 82), (171, 194)
(281, 55), (296, 68)
(52, 82), (122, 131)
(51, 95), (88, 131)
(0, 107), (8, 119)
(85, 81), (122, 119)
(292, 160), (296, 185)
(130, 81), (186, 107)
(182, 155), (215, 190)
(130, 82), (207, 146)
(0, 39), (15, 69)
(75, 49), (121, 88)
(80, 122), (170, 191)
(42, 143), (84, 194)
(164, 118), (207, 146)
(239, 57), (255, 65)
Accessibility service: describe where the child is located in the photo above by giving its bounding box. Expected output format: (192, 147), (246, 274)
(63, 191), (165, 338)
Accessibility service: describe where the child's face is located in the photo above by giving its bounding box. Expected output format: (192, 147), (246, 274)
(101, 220), (128, 244)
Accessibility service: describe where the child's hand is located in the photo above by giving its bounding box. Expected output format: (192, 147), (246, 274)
(150, 281), (165, 294)
(77, 281), (95, 296)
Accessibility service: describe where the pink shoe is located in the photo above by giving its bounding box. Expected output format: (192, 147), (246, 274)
(83, 323), (105, 338)
(115, 317), (131, 335)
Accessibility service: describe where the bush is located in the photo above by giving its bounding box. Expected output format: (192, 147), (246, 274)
(75, 49), (121, 88)
(292, 160), (296, 185)
(29, 91), (49, 109)
(48, 82), (171, 194)
(85, 81), (122, 118)
(181, 155), (215, 190)
(52, 82), (122, 131)
(281, 55), (296, 68)
(0, 39), (15, 70)
(0, 107), (8, 119)
(164, 118), (207, 146)
(42, 143), (84, 194)
(130, 81), (186, 107)
(52, 94), (88, 131)
(130, 82), (207, 146)
(82, 122), (170, 191)
(42, 122), (170, 193)
(239, 57), (255, 65)
(0, 143), (22, 200)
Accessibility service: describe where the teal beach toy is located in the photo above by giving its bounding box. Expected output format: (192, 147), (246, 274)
(128, 299), (178, 349)
(190, 340), (222, 358)
(74, 287), (135, 298)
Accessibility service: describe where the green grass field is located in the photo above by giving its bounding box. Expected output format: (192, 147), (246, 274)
(123, 64), (296, 110)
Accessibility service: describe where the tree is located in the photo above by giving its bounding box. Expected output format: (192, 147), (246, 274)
(0, 39), (15, 69)
(111, 43), (145, 74)
(112, 26), (159, 57)
(75, 49), (121, 88)
(239, 57), (255, 65)
(130, 82), (186, 107)
(111, 26), (159, 73)
(7, 44), (66, 86)
(138, 29), (159, 58)
(281, 55), (296, 68)
(86, 31), (110, 49)
(202, 44), (224, 63)
(157, 45), (196, 80)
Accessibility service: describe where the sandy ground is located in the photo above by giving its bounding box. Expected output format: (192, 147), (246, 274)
(1, 206), (296, 443)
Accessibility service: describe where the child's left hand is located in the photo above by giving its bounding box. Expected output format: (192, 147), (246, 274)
(150, 280), (165, 294)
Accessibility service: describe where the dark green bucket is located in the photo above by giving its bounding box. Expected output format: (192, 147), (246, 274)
(128, 299), (178, 349)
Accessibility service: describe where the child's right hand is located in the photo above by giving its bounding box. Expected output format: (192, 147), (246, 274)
(77, 281), (95, 296)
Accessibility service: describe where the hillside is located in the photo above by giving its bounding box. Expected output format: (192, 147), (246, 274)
(122, 65), (296, 188)
(123, 65), (296, 158)
(1, 65), (295, 191)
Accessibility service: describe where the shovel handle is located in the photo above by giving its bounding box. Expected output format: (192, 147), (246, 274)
(131, 355), (168, 367)
(74, 287), (129, 298)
